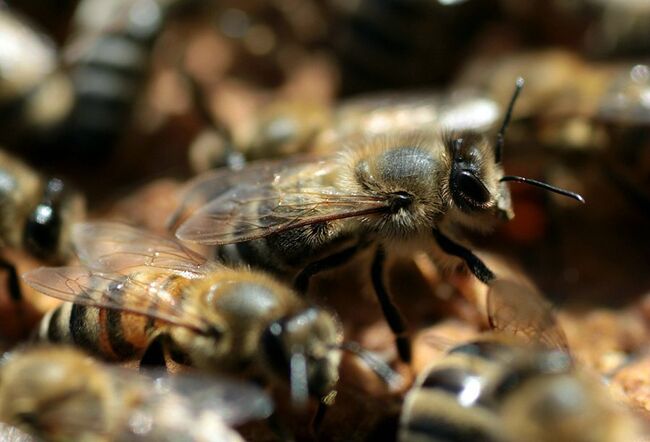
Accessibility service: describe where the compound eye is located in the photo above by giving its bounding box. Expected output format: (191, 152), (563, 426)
(452, 170), (491, 210)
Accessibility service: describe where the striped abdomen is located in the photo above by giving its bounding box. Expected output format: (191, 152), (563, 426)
(36, 272), (190, 362)
(399, 341), (570, 442)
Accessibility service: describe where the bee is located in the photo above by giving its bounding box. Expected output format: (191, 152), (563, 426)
(24, 222), (399, 408)
(59, 0), (181, 159)
(0, 7), (74, 147)
(187, 88), (502, 173)
(0, 345), (273, 441)
(399, 337), (640, 442)
(173, 79), (584, 363)
(0, 149), (85, 302)
(329, 0), (496, 93)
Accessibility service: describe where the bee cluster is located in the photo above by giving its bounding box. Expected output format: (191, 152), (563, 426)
(0, 0), (649, 441)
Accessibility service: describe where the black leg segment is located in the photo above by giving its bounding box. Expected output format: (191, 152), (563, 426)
(371, 246), (411, 363)
(432, 229), (495, 283)
(293, 244), (361, 294)
(0, 257), (22, 301)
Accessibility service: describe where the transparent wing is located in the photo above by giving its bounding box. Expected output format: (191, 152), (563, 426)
(487, 278), (569, 351)
(23, 267), (210, 334)
(140, 370), (274, 426)
(167, 155), (325, 230)
(0, 423), (36, 442)
(176, 184), (391, 245)
(73, 222), (214, 277)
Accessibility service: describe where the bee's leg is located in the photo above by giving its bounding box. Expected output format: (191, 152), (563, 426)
(293, 245), (361, 293)
(0, 257), (23, 301)
(139, 335), (167, 370)
(371, 246), (411, 363)
(310, 400), (329, 436)
(432, 229), (495, 284)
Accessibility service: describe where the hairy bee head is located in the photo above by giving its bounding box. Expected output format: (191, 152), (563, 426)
(339, 131), (513, 238)
(261, 307), (342, 399)
(442, 130), (514, 233)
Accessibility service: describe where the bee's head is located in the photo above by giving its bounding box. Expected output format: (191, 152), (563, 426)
(444, 131), (514, 233)
(261, 308), (342, 402)
(444, 78), (583, 234)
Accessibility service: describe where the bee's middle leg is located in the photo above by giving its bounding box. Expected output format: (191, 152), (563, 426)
(0, 257), (23, 302)
(371, 246), (411, 363)
(293, 245), (362, 294)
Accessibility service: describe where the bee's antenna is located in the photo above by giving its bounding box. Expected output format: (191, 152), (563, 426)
(495, 77), (524, 163)
(290, 351), (309, 410)
(500, 176), (585, 203)
(339, 341), (404, 390)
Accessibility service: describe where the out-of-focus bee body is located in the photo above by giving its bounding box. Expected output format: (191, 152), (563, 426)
(399, 339), (639, 442)
(0, 150), (85, 266)
(0, 8), (74, 147)
(188, 89), (503, 173)
(0, 346), (273, 442)
(60, 0), (180, 159)
(26, 223), (343, 401)
(330, 0), (496, 93)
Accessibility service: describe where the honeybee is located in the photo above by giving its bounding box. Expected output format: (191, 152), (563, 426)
(60, 0), (180, 159)
(173, 79), (584, 363)
(330, 0), (495, 93)
(399, 337), (640, 442)
(0, 345), (273, 441)
(0, 7), (73, 147)
(24, 222), (399, 408)
(0, 150), (85, 303)
(188, 89), (502, 172)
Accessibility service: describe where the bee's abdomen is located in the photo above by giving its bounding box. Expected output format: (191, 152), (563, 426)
(36, 279), (153, 361)
(399, 365), (503, 442)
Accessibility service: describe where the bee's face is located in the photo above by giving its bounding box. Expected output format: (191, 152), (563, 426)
(344, 132), (513, 238)
(262, 308), (342, 398)
(444, 132), (513, 233)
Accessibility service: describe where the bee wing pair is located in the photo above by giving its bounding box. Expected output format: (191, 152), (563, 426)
(172, 156), (392, 244)
(23, 222), (218, 334)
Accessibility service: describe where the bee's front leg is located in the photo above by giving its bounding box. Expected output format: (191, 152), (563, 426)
(431, 229), (495, 284)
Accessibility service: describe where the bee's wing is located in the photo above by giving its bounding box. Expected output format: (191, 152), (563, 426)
(167, 155), (325, 230)
(72, 222), (213, 277)
(23, 267), (210, 334)
(175, 157), (391, 244)
(176, 182), (391, 244)
(142, 370), (274, 426)
(487, 278), (569, 352)
(0, 423), (36, 442)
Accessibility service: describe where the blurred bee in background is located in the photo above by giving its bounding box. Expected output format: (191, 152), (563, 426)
(500, 0), (650, 57)
(173, 80), (583, 363)
(0, 7), (74, 148)
(328, 0), (498, 94)
(186, 87), (503, 174)
(399, 336), (641, 442)
(24, 222), (400, 411)
(0, 149), (85, 296)
(58, 0), (184, 160)
(0, 0), (186, 162)
(0, 345), (273, 441)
